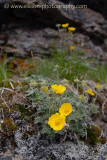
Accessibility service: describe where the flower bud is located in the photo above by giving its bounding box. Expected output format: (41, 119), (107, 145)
(96, 84), (101, 89)
(41, 81), (47, 86)
(79, 95), (86, 102)
(49, 88), (55, 94)
(61, 79), (68, 84)
(55, 65), (59, 68)
(64, 83), (70, 87)
(41, 86), (48, 93)
(56, 24), (61, 28)
(81, 80), (87, 87)
(74, 79), (80, 83)
(30, 80), (38, 87)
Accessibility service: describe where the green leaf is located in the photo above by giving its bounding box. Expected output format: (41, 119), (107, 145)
(27, 89), (35, 96)
(41, 124), (51, 134)
(34, 116), (43, 124)
(37, 105), (48, 113)
(89, 104), (99, 114)
(24, 78), (30, 83)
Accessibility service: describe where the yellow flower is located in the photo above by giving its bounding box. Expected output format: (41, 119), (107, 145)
(59, 103), (73, 116)
(51, 84), (66, 94)
(86, 89), (95, 96)
(56, 85), (66, 94)
(68, 27), (76, 32)
(51, 84), (58, 90)
(62, 23), (69, 28)
(41, 86), (48, 93)
(71, 45), (76, 50)
(96, 84), (101, 89)
(48, 113), (66, 131)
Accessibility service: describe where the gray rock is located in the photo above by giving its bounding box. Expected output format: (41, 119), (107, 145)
(0, 28), (107, 61)
(0, 155), (12, 160)
(0, 118), (107, 160)
(11, 111), (21, 119)
(0, 0), (107, 59)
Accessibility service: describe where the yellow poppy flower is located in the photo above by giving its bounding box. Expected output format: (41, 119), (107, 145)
(62, 23), (69, 28)
(86, 89), (95, 96)
(51, 84), (58, 90)
(68, 27), (76, 32)
(59, 103), (73, 116)
(71, 45), (76, 50)
(51, 84), (66, 94)
(55, 85), (66, 94)
(96, 84), (101, 89)
(48, 113), (66, 131)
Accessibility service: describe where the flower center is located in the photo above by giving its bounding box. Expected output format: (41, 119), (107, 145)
(64, 109), (69, 113)
(55, 120), (61, 126)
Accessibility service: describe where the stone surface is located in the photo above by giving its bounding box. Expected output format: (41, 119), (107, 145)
(0, 131), (107, 160)
(60, 0), (107, 19)
(0, 28), (107, 61)
(0, 0), (107, 59)
(0, 155), (12, 160)
(0, 110), (107, 160)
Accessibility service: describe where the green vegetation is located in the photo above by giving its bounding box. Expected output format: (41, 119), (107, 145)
(87, 125), (101, 145)
(24, 75), (101, 139)
(31, 51), (107, 83)
(0, 23), (106, 144)
(0, 57), (12, 87)
(0, 51), (107, 87)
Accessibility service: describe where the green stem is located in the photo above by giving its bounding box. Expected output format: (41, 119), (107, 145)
(77, 83), (79, 95)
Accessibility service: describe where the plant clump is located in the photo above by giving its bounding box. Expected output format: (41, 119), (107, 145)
(24, 75), (102, 141)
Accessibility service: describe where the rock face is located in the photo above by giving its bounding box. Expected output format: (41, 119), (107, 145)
(0, 113), (107, 160)
(1, 28), (107, 61)
(60, 0), (107, 19)
(0, 0), (107, 59)
(0, 28), (60, 57)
